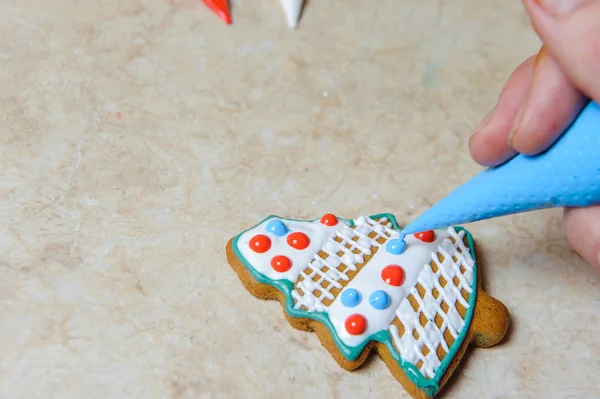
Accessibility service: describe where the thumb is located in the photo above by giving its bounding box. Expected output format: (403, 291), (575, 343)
(523, 0), (600, 103)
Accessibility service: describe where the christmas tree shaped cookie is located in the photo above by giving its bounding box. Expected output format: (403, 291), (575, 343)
(226, 213), (509, 398)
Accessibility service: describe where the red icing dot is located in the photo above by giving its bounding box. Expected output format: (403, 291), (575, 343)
(414, 230), (435, 243)
(287, 232), (310, 250)
(320, 213), (339, 226)
(381, 265), (405, 286)
(249, 234), (271, 253)
(270, 255), (292, 273)
(345, 314), (367, 335)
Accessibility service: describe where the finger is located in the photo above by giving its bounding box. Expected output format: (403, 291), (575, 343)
(523, 0), (600, 103)
(469, 55), (535, 167)
(509, 46), (587, 155)
(563, 206), (600, 273)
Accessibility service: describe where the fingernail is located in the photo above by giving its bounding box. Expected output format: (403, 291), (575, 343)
(536, 0), (586, 15)
(473, 106), (497, 135)
(468, 133), (475, 149)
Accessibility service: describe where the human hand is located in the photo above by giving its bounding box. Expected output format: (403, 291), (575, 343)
(468, 0), (600, 272)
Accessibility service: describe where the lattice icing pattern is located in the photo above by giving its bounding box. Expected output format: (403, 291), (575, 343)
(292, 216), (395, 313)
(389, 229), (475, 378)
(231, 213), (478, 388)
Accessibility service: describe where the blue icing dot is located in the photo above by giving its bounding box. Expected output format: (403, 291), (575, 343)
(369, 290), (391, 310)
(341, 288), (361, 308)
(265, 219), (288, 237)
(386, 238), (406, 255)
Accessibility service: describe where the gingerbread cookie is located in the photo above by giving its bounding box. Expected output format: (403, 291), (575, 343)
(226, 213), (509, 398)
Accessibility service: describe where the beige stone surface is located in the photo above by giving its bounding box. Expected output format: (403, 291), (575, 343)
(1, 0), (599, 398)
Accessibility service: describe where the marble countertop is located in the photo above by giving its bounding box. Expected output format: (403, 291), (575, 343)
(1, 0), (599, 398)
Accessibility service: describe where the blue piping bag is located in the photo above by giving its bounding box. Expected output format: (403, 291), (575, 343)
(398, 101), (600, 247)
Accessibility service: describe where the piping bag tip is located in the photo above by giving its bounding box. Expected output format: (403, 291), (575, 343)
(280, 0), (304, 29)
(203, 0), (232, 24)
(396, 100), (600, 254)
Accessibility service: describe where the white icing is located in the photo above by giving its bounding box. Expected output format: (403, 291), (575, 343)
(280, 0), (304, 29)
(389, 228), (475, 379)
(236, 218), (342, 283)
(326, 228), (450, 347)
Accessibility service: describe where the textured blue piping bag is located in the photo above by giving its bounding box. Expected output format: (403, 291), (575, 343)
(402, 101), (600, 235)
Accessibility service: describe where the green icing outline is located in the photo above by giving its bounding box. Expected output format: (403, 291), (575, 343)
(231, 213), (478, 397)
